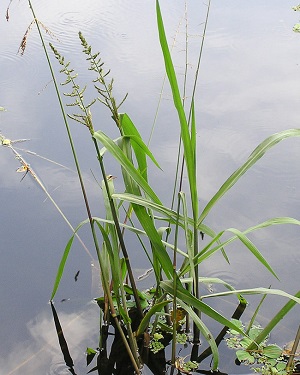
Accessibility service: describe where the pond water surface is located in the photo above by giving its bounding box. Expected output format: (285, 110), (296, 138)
(0, 1), (300, 374)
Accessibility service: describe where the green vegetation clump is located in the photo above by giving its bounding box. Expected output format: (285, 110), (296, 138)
(2, 1), (300, 374)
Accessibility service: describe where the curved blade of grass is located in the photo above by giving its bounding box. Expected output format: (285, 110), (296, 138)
(227, 228), (278, 279)
(178, 299), (219, 370)
(93, 130), (161, 204)
(201, 288), (300, 304)
(198, 129), (300, 224)
(112, 192), (215, 238)
(137, 300), (171, 336)
(180, 217), (300, 276)
(161, 280), (245, 335)
(92, 216), (186, 257)
(247, 290), (300, 350)
(156, 0), (198, 218)
(50, 220), (87, 300)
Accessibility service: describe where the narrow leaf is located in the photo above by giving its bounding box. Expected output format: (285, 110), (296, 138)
(199, 129), (300, 224)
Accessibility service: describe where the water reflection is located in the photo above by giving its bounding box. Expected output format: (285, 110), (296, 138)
(0, 302), (98, 375)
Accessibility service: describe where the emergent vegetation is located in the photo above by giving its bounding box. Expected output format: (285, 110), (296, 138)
(3, 1), (300, 374)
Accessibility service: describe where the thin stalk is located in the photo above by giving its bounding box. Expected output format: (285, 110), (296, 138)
(171, 193), (182, 365)
(27, 1), (94, 227)
(93, 219), (141, 372)
(92, 138), (144, 319)
(179, 0), (212, 345)
(78, 34), (144, 318)
(286, 324), (300, 373)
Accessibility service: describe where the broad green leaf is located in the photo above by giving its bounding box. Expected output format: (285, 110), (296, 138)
(263, 345), (282, 359)
(198, 129), (300, 224)
(227, 228), (278, 279)
(187, 217), (300, 276)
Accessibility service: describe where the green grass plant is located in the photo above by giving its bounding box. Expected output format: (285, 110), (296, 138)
(7, 0), (300, 373)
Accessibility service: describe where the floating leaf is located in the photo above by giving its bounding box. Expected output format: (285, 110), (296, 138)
(263, 345), (282, 359)
(236, 349), (255, 364)
(276, 361), (287, 371)
(240, 337), (253, 348)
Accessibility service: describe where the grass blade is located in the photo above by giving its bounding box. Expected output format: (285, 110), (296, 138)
(201, 288), (300, 304)
(198, 129), (300, 224)
(178, 299), (219, 370)
(247, 290), (300, 350)
(94, 130), (161, 204)
(156, 0), (198, 217)
(120, 113), (161, 180)
(50, 221), (87, 300)
(161, 279), (245, 335)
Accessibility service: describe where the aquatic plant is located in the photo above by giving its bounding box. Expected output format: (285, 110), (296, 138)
(3, 0), (300, 373)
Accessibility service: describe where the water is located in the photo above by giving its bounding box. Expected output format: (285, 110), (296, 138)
(0, 0), (300, 374)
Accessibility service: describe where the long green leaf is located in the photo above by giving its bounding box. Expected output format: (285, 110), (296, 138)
(198, 129), (300, 224)
(120, 113), (161, 180)
(179, 191), (196, 283)
(181, 217), (300, 276)
(178, 300), (219, 370)
(227, 228), (278, 279)
(201, 288), (300, 304)
(93, 130), (161, 204)
(247, 290), (300, 350)
(161, 280), (245, 335)
(156, 0), (198, 218)
(50, 220), (87, 300)
(112, 192), (214, 238)
(50, 235), (75, 300)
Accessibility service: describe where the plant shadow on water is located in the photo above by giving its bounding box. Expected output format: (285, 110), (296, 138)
(2, 1), (300, 374)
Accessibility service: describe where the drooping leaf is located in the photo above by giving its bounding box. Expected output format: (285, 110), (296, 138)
(198, 129), (300, 224)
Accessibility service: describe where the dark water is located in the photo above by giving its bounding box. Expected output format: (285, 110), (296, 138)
(0, 1), (300, 374)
